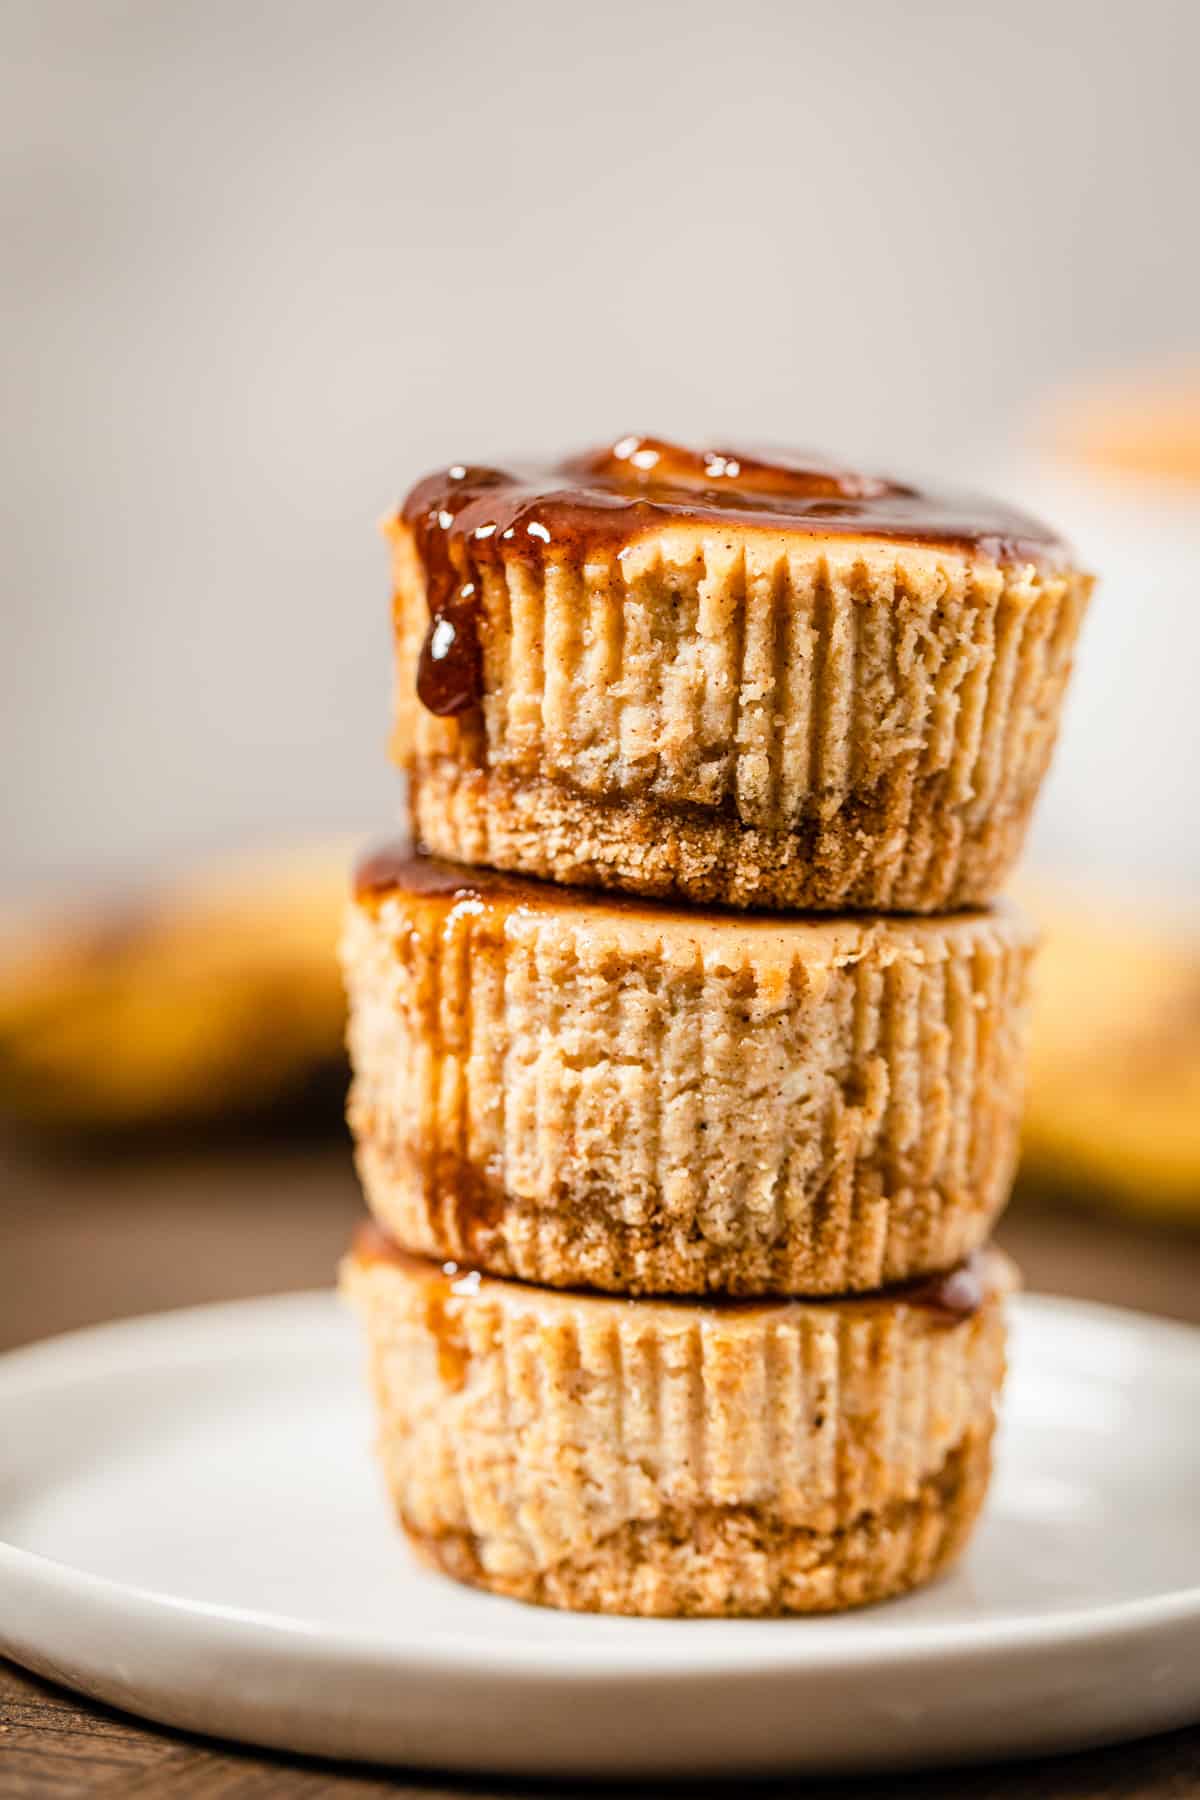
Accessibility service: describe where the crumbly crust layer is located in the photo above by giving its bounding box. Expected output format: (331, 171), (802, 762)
(342, 1244), (1012, 1616)
(345, 881), (1035, 1294)
(403, 1436), (991, 1616)
(391, 524), (1092, 909)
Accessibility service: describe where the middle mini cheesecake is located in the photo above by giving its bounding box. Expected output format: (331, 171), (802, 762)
(345, 843), (1036, 1296)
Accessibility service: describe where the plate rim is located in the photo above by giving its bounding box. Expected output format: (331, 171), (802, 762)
(1, 1285), (1199, 1682)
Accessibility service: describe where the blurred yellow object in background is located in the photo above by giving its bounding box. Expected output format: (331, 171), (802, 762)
(1014, 363), (1200, 1220)
(1020, 884), (1200, 1221)
(0, 845), (350, 1134)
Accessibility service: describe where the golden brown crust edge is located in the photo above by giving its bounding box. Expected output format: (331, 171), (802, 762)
(391, 524), (1093, 910)
(344, 892), (1035, 1295)
(342, 1247), (1012, 1616)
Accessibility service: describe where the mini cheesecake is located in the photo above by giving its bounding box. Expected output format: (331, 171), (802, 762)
(388, 437), (1092, 910)
(342, 1228), (1015, 1616)
(344, 843), (1036, 1295)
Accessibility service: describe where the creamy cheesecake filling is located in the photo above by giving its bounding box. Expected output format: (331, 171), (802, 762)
(341, 1230), (1013, 1615)
(343, 853), (1032, 1294)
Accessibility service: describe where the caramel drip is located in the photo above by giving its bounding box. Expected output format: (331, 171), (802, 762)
(423, 1266), (480, 1391)
(354, 1225), (482, 1389)
(397, 435), (1068, 716)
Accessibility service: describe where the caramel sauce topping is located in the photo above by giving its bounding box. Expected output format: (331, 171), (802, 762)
(396, 434), (1068, 716)
(351, 1221), (995, 1326)
(353, 836), (751, 925)
(354, 839), (531, 909)
(353, 836), (665, 918)
(354, 836), (958, 933)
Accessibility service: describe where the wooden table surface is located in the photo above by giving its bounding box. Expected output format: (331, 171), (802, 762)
(2, 1135), (1198, 1798)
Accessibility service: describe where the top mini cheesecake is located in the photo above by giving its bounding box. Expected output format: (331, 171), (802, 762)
(388, 437), (1093, 911)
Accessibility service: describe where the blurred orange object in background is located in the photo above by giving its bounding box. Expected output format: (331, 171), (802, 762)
(0, 844), (350, 1135)
(1047, 362), (1200, 483)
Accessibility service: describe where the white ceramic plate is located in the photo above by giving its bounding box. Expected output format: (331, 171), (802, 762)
(1, 1291), (1198, 1777)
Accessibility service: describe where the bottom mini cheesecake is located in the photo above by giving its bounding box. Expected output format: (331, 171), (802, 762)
(341, 1227), (1015, 1617)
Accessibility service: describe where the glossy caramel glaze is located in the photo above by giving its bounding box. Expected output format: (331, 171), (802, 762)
(395, 435), (1069, 714)
(353, 836), (785, 924)
(352, 837), (1007, 936)
(901, 1252), (991, 1321)
(350, 1221), (998, 1324)
(354, 839), (542, 909)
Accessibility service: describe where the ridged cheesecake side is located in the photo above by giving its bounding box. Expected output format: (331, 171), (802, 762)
(391, 523), (1092, 910)
(345, 857), (1036, 1295)
(342, 1237), (1014, 1616)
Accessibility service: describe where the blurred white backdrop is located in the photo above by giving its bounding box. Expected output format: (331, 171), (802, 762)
(4, 0), (1198, 890)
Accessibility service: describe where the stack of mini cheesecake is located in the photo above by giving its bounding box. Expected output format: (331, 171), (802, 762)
(340, 438), (1092, 1617)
